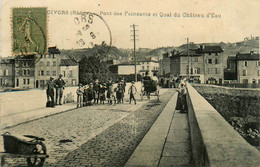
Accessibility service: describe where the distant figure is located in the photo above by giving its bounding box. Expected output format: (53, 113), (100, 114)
(99, 83), (106, 105)
(54, 74), (66, 105)
(128, 81), (137, 104)
(107, 80), (115, 105)
(46, 77), (55, 107)
(177, 79), (187, 113)
(116, 82), (124, 104)
(76, 84), (84, 108)
(93, 79), (100, 104)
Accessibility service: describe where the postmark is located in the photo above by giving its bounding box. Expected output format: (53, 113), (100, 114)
(12, 7), (47, 55)
(71, 12), (112, 61)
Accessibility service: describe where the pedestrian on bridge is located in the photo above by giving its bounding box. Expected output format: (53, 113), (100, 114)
(128, 81), (137, 105)
(45, 77), (55, 107)
(54, 74), (66, 105)
(76, 84), (84, 108)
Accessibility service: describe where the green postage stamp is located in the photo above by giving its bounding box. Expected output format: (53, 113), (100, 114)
(12, 7), (47, 55)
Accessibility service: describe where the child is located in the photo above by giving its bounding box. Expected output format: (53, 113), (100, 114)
(76, 84), (84, 108)
(99, 83), (106, 105)
(128, 81), (137, 104)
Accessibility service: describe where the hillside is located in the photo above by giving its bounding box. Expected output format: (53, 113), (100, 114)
(60, 38), (259, 63)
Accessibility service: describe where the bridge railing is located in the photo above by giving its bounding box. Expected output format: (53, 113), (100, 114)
(186, 83), (260, 166)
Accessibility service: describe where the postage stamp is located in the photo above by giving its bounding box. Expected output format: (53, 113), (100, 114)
(12, 7), (47, 55)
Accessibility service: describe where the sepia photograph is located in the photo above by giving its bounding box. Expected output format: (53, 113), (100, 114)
(0, 0), (259, 166)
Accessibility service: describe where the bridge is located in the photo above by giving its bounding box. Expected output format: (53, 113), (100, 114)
(125, 83), (260, 167)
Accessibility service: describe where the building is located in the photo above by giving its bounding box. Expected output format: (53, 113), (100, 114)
(109, 62), (141, 75)
(59, 59), (79, 86)
(170, 50), (205, 83)
(195, 45), (224, 84)
(0, 57), (15, 87)
(224, 56), (237, 81)
(14, 55), (35, 88)
(35, 46), (61, 88)
(136, 57), (159, 77)
(160, 52), (172, 77)
(236, 51), (260, 85)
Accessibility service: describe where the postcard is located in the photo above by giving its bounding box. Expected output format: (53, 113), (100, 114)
(0, 0), (259, 166)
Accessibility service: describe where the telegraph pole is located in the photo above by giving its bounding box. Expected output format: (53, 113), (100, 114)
(131, 24), (138, 82)
(187, 38), (190, 79)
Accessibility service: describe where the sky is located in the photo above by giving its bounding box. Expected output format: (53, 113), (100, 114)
(1, 0), (260, 57)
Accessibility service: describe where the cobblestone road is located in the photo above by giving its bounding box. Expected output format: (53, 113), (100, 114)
(0, 89), (174, 166)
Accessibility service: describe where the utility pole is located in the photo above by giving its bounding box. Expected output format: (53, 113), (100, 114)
(130, 24), (138, 82)
(187, 38), (190, 79)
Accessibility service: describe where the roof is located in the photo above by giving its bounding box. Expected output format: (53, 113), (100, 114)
(195, 45), (224, 54)
(60, 59), (78, 66)
(135, 57), (158, 63)
(15, 54), (35, 60)
(202, 45), (223, 53)
(48, 46), (61, 54)
(170, 50), (202, 58)
(236, 53), (259, 60)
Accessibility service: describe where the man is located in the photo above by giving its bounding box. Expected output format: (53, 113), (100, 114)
(46, 77), (55, 107)
(93, 79), (100, 104)
(128, 81), (137, 104)
(55, 74), (66, 105)
(76, 84), (84, 108)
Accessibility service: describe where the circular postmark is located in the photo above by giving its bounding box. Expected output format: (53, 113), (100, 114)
(67, 12), (112, 61)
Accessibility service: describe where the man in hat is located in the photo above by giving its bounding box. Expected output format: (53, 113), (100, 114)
(46, 77), (55, 107)
(54, 74), (66, 105)
(76, 84), (84, 108)
(128, 81), (137, 104)
(93, 79), (100, 104)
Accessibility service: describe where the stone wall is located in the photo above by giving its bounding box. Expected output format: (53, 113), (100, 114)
(191, 84), (260, 119)
(186, 83), (260, 166)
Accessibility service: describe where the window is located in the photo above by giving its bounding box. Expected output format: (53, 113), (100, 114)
(23, 70), (26, 76)
(243, 70), (247, 76)
(244, 61), (248, 67)
(215, 59), (220, 64)
(23, 79), (26, 85)
(53, 61), (56, 66)
(47, 61), (50, 67)
(53, 54), (56, 59)
(63, 71), (66, 77)
(38, 71), (41, 76)
(215, 68), (220, 74)
(53, 71), (56, 76)
(208, 59), (212, 64)
(27, 70), (30, 76)
(147, 66), (149, 70)
(16, 79), (19, 87)
(142, 66), (144, 70)
(4, 69), (8, 76)
(258, 70), (260, 76)
(68, 70), (73, 78)
(215, 53), (219, 56)
(27, 79), (30, 85)
(194, 68), (200, 74)
(46, 71), (50, 76)
(41, 70), (44, 76)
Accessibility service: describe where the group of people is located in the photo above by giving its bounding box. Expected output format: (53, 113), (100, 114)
(45, 74), (66, 107)
(76, 79), (137, 108)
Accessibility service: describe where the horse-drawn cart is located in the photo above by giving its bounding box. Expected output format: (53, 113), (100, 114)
(140, 79), (159, 101)
(1, 132), (48, 167)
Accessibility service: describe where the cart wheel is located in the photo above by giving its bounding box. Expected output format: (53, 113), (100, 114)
(27, 142), (47, 167)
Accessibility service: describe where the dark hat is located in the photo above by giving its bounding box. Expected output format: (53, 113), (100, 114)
(59, 74), (62, 77)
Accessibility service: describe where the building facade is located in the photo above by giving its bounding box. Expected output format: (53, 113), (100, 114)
(59, 59), (79, 86)
(14, 55), (35, 88)
(170, 50), (205, 83)
(195, 45), (224, 84)
(136, 57), (159, 77)
(160, 52), (172, 76)
(0, 58), (15, 87)
(35, 47), (61, 88)
(236, 52), (260, 85)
